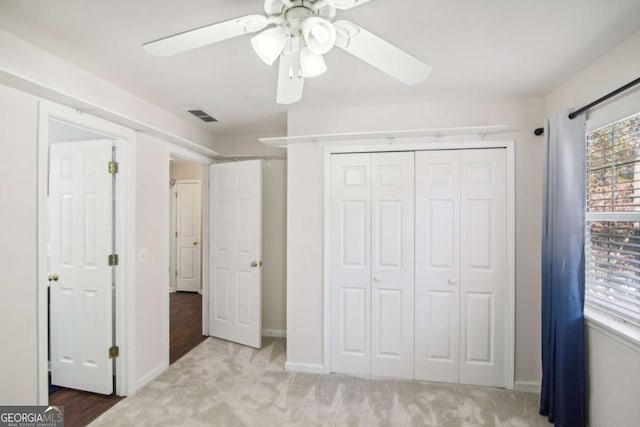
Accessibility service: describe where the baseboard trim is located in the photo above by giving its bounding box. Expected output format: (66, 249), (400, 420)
(285, 361), (325, 374)
(514, 380), (541, 394)
(134, 363), (169, 392)
(262, 329), (286, 338)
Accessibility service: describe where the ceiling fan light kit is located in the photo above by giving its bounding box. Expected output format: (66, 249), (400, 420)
(251, 26), (288, 65)
(144, 0), (431, 104)
(300, 46), (327, 78)
(302, 16), (336, 54)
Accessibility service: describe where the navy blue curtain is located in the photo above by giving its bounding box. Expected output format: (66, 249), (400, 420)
(540, 109), (587, 427)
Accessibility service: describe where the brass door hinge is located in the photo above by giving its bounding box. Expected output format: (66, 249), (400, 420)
(108, 254), (119, 266)
(108, 161), (119, 174)
(109, 346), (119, 359)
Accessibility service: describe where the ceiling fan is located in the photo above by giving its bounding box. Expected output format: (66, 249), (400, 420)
(143, 0), (431, 105)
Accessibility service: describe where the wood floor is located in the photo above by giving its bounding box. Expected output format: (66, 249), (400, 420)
(170, 291), (207, 364)
(49, 291), (205, 427)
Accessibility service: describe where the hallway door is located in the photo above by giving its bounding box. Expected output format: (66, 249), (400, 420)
(176, 181), (202, 292)
(209, 160), (263, 348)
(49, 140), (114, 395)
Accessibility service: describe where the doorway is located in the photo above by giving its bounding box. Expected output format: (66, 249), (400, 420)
(47, 122), (117, 395)
(41, 117), (132, 425)
(38, 101), (136, 405)
(169, 156), (206, 363)
(323, 140), (516, 389)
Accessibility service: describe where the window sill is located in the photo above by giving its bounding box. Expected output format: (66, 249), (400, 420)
(584, 307), (640, 354)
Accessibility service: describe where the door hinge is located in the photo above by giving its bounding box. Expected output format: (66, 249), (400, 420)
(109, 346), (119, 359)
(108, 254), (119, 266)
(108, 161), (119, 174)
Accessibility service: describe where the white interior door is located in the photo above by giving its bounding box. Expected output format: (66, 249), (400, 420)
(414, 150), (461, 383)
(415, 148), (507, 387)
(176, 181), (202, 292)
(330, 152), (414, 378)
(330, 153), (372, 376)
(459, 148), (507, 387)
(209, 160), (262, 349)
(49, 140), (114, 395)
(370, 152), (414, 379)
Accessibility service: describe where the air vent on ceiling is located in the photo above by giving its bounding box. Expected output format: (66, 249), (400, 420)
(188, 109), (218, 123)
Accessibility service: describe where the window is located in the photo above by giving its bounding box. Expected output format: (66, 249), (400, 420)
(586, 112), (640, 325)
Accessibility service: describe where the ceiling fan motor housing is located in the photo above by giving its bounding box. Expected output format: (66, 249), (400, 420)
(264, 0), (336, 21)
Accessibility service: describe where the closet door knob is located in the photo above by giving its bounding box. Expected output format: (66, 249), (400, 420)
(373, 276), (382, 283)
(448, 278), (457, 286)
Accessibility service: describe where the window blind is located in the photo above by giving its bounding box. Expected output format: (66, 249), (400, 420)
(586, 112), (640, 325)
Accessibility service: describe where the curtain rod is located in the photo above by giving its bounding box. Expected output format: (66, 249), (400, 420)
(534, 76), (640, 136)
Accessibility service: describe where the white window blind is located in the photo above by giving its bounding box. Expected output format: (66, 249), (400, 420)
(586, 112), (640, 325)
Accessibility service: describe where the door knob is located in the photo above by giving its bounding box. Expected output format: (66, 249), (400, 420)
(48, 273), (59, 282)
(373, 276), (382, 283)
(193, 241), (198, 246)
(448, 278), (457, 286)
(250, 261), (258, 268)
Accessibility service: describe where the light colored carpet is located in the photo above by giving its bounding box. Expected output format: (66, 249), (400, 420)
(91, 337), (547, 426)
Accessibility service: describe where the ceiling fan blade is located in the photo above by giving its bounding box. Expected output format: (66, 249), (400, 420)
(277, 53), (304, 105)
(329, 0), (375, 10)
(144, 15), (269, 56)
(334, 20), (431, 85)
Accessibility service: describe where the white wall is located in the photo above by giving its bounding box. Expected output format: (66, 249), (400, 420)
(544, 29), (640, 426)
(0, 25), (220, 400)
(134, 134), (170, 389)
(215, 132), (286, 158)
(586, 327), (640, 427)
(285, 97), (546, 383)
(0, 27), (217, 154)
(0, 83), (39, 404)
(545, 31), (640, 115)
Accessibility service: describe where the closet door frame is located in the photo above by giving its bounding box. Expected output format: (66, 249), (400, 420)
(323, 139), (516, 389)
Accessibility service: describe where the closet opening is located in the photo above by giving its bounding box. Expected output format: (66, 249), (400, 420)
(323, 141), (515, 389)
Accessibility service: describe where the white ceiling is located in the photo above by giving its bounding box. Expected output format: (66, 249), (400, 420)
(1, 0), (639, 136)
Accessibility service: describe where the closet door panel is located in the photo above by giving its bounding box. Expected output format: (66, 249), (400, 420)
(330, 154), (372, 376)
(371, 152), (414, 379)
(414, 150), (461, 383)
(459, 149), (507, 387)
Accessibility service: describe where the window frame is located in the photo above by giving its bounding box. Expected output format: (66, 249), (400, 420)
(584, 94), (640, 351)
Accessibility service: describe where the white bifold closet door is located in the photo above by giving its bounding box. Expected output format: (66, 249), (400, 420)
(331, 152), (414, 379)
(415, 148), (507, 387)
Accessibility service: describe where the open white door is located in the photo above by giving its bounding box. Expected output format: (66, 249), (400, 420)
(49, 140), (114, 395)
(209, 160), (262, 348)
(176, 181), (202, 292)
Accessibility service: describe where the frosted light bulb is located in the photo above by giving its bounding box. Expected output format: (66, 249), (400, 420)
(311, 24), (329, 43)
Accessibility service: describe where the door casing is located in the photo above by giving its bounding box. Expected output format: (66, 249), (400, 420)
(37, 101), (136, 403)
(322, 138), (516, 389)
